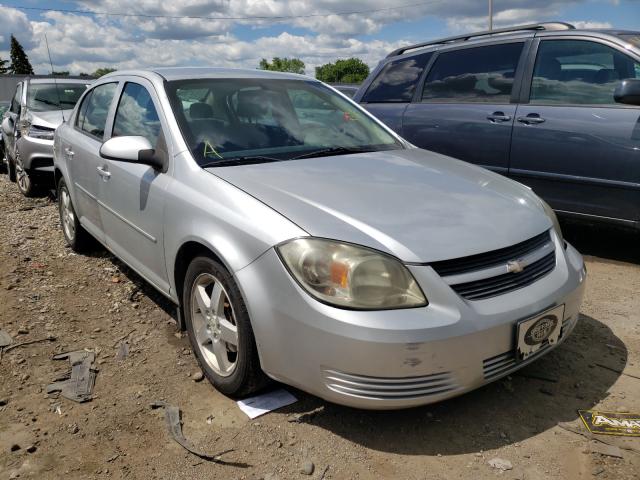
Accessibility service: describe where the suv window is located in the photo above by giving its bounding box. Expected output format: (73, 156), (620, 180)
(113, 83), (161, 147)
(422, 43), (524, 103)
(530, 40), (640, 105)
(10, 84), (22, 113)
(76, 83), (117, 140)
(363, 52), (433, 103)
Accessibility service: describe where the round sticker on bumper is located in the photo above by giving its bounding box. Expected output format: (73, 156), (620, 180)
(524, 315), (559, 345)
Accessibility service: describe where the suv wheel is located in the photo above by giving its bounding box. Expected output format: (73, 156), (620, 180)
(58, 178), (92, 251)
(183, 255), (268, 397)
(0, 143), (6, 174)
(15, 152), (36, 196)
(8, 155), (16, 182)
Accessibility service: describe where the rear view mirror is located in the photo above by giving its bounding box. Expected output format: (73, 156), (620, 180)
(1, 117), (13, 136)
(614, 79), (640, 106)
(99, 136), (165, 171)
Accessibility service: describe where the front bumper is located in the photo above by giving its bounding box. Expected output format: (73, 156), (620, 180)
(16, 136), (54, 173)
(236, 233), (586, 409)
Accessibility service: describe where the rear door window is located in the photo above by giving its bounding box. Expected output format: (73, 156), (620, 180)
(421, 43), (524, 103)
(530, 40), (640, 105)
(10, 84), (22, 113)
(76, 83), (117, 140)
(363, 52), (433, 103)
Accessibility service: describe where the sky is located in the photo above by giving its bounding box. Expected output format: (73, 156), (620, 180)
(0, 0), (638, 76)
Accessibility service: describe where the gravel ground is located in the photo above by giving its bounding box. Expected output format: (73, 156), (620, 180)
(0, 174), (639, 480)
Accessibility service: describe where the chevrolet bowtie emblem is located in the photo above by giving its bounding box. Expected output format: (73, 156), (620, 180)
(506, 260), (525, 273)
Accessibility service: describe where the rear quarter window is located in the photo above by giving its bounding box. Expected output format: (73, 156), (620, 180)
(362, 52), (433, 103)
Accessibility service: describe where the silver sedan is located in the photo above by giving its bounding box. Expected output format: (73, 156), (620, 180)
(53, 68), (586, 409)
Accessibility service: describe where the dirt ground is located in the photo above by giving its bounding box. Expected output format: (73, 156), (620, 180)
(0, 174), (639, 480)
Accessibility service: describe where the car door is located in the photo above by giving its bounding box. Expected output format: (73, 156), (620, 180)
(509, 37), (640, 223)
(98, 79), (171, 294)
(402, 40), (530, 174)
(4, 83), (23, 160)
(61, 82), (119, 242)
(357, 51), (434, 134)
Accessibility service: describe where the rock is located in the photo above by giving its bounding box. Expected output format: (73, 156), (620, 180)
(68, 424), (79, 434)
(0, 398), (8, 406)
(26, 445), (37, 453)
(10, 444), (21, 452)
(191, 371), (204, 382)
(300, 460), (314, 475)
(18, 328), (29, 335)
(488, 458), (513, 471)
(616, 406), (629, 413)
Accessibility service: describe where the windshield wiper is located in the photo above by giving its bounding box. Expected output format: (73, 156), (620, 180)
(291, 146), (377, 160)
(200, 155), (283, 168)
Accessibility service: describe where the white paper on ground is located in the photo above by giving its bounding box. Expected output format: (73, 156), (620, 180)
(237, 389), (297, 419)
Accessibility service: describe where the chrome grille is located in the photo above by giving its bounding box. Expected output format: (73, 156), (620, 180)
(430, 231), (551, 277)
(322, 369), (457, 400)
(450, 251), (556, 301)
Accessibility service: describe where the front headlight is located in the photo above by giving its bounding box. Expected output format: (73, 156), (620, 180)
(27, 124), (55, 140)
(540, 199), (563, 244)
(277, 238), (427, 310)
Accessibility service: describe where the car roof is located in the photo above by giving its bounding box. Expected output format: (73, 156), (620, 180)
(386, 22), (640, 59)
(102, 67), (311, 82)
(28, 78), (92, 85)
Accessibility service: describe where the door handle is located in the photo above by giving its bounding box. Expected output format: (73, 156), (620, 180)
(97, 166), (111, 179)
(64, 147), (74, 158)
(517, 114), (545, 125)
(487, 112), (512, 123)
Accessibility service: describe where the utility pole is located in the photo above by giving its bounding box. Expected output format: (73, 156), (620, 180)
(489, 0), (493, 31)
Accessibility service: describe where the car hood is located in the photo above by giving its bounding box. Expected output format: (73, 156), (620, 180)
(30, 109), (73, 129)
(207, 148), (551, 263)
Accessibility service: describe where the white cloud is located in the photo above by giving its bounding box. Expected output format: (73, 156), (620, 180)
(0, 1), (623, 77)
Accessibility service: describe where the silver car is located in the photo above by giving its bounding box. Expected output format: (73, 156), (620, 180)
(1, 78), (89, 195)
(53, 68), (586, 409)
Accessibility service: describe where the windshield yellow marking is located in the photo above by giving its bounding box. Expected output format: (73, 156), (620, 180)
(204, 141), (223, 159)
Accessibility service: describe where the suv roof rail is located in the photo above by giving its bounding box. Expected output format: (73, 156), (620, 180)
(386, 22), (575, 58)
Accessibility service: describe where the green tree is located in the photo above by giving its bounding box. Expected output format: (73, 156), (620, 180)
(9, 35), (34, 75)
(315, 58), (370, 84)
(92, 67), (117, 78)
(258, 57), (305, 75)
(52, 71), (70, 76)
(0, 56), (9, 75)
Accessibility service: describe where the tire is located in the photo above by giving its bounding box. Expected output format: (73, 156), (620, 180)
(183, 255), (268, 397)
(15, 152), (37, 197)
(57, 178), (92, 252)
(8, 155), (16, 182)
(0, 143), (6, 175)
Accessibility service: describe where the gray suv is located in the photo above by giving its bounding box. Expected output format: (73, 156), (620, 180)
(354, 23), (640, 229)
(1, 78), (89, 195)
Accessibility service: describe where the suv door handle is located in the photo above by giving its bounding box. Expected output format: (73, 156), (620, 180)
(64, 147), (74, 158)
(517, 114), (546, 125)
(97, 166), (111, 180)
(487, 112), (512, 123)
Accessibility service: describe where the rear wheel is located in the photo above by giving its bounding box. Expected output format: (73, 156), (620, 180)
(58, 178), (92, 252)
(15, 152), (37, 196)
(183, 255), (268, 397)
(8, 155), (16, 182)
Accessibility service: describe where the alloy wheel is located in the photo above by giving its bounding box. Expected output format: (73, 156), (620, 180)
(15, 154), (31, 194)
(190, 273), (239, 377)
(60, 187), (76, 242)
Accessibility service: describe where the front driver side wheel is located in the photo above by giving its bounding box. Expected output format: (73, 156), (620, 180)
(183, 255), (268, 397)
(58, 178), (92, 252)
(15, 152), (36, 196)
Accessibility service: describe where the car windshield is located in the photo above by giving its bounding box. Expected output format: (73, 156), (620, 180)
(166, 78), (403, 166)
(620, 34), (640, 49)
(27, 83), (88, 112)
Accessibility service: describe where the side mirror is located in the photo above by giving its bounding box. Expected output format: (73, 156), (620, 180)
(99, 136), (165, 171)
(1, 117), (14, 136)
(614, 79), (640, 106)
